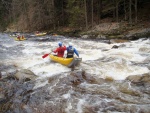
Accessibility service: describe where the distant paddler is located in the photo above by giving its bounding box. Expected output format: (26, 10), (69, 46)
(35, 31), (47, 36)
(15, 34), (26, 41)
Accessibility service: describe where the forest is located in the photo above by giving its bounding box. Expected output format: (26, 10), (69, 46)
(0, 0), (149, 32)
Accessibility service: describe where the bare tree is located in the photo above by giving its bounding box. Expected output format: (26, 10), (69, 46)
(129, 0), (132, 24)
(99, 0), (102, 23)
(116, 0), (119, 22)
(115, 0), (122, 22)
(51, 0), (56, 29)
(61, 0), (65, 26)
(134, 0), (137, 23)
(91, 0), (93, 28)
(124, 0), (127, 20)
(84, 0), (88, 29)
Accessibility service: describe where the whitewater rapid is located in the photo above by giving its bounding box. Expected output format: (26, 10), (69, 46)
(0, 33), (149, 80)
(0, 33), (150, 113)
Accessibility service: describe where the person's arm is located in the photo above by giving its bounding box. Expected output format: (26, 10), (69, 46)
(53, 48), (59, 53)
(74, 48), (79, 57)
(63, 45), (66, 50)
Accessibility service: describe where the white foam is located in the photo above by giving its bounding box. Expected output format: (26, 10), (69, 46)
(65, 103), (73, 113)
(1, 35), (149, 81)
(77, 99), (85, 113)
(62, 93), (71, 99)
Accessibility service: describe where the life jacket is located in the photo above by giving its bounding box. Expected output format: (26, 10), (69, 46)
(57, 46), (66, 57)
(67, 48), (74, 58)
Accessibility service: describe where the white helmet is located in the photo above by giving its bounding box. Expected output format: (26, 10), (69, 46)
(69, 42), (73, 47)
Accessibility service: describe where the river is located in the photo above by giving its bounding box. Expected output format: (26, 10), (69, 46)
(0, 33), (150, 113)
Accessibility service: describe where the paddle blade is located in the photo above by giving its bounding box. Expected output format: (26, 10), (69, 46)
(42, 54), (49, 58)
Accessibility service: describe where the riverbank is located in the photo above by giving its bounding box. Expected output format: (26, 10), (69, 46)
(54, 21), (150, 40)
(4, 21), (150, 41)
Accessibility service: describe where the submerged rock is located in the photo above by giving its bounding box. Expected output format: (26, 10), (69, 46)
(15, 69), (37, 81)
(0, 64), (17, 79)
(126, 73), (150, 84)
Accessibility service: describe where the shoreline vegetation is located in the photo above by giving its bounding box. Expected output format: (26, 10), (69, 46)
(54, 22), (150, 40)
(5, 21), (150, 41)
(1, 0), (150, 40)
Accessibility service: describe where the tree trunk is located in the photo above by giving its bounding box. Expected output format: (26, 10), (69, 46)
(135, 0), (137, 23)
(116, 2), (119, 22)
(129, 0), (132, 24)
(23, 0), (31, 30)
(52, 0), (55, 29)
(62, 0), (64, 26)
(112, 0), (116, 21)
(91, 0), (93, 28)
(124, 0), (127, 20)
(84, 0), (88, 29)
(98, 0), (102, 24)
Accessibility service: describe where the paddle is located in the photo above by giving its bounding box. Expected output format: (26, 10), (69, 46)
(42, 53), (51, 58)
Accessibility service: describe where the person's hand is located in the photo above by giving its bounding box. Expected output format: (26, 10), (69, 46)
(51, 52), (57, 55)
